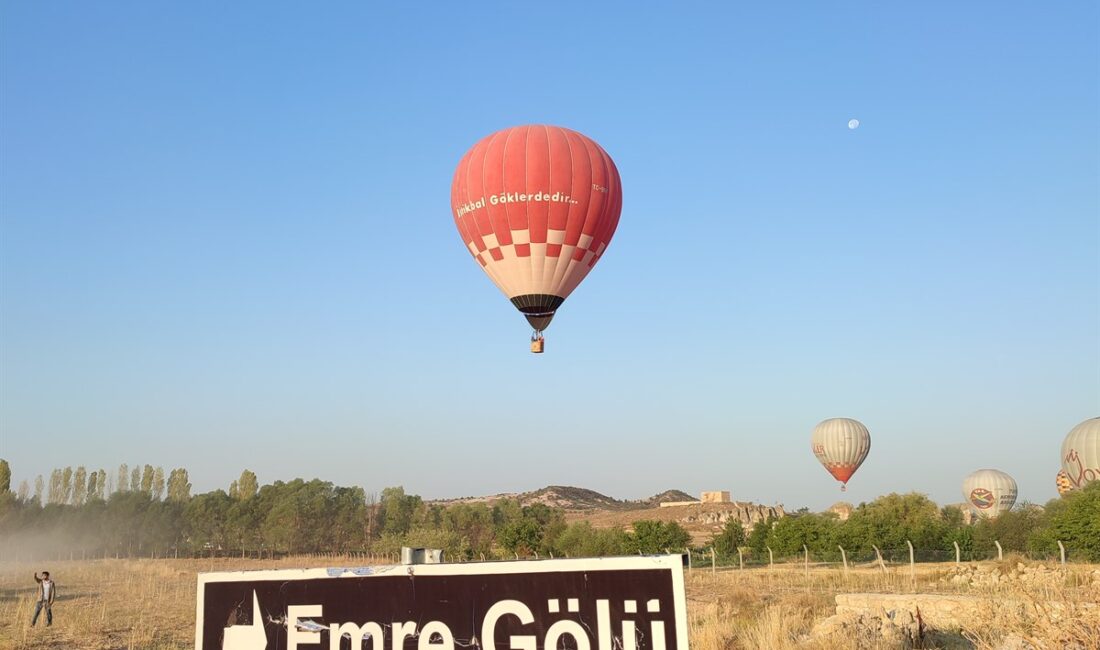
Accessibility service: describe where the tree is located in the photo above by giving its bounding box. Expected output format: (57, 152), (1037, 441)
(130, 467), (140, 493)
(499, 519), (543, 555)
(47, 469), (61, 504)
(380, 486), (422, 536)
(228, 481), (239, 499)
(766, 513), (839, 559)
(834, 493), (947, 555)
(626, 521), (691, 554)
(96, 469), (108, 500)
(17, 479), (29, 502)
(238, 470), (258, 500)
(62, 467), (73, 504)
(72, 466), (88, 505)
(152, 467), (165, 500)
(712, 520), (746, 560)
(186, 491), (235, 551)
(0, 459), (10, 493)
(141, 465), (154, 495)
(34, 475), (44, 506)
(86, 472), (99, 502)
(117, 464), (129, 494)
(167, 468), (191, 503)
(552, 522), (628, 558)
(972, 505), (1045, 555)
(1029, 483), (1100, 561)
(748, 518), (774, 556)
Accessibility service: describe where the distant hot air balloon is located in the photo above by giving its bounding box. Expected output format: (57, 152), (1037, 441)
(962, 469), (1017, 519)
(1061, 417), (1100, 491)
(811, 418), (871, 491)
(450, 125), (623, 353)
(1055, 469), (1074, 497)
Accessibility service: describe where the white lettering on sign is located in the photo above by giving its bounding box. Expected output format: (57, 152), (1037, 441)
(288, 605), (323, 649)
(328, 620), (384, 650)
(276, 596), (668, 650)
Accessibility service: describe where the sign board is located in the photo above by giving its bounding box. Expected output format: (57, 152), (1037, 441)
(196, 555), (688, 650)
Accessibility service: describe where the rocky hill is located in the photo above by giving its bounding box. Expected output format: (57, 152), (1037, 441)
(430, 485), (783, 545)
(430, 485), (699, 511)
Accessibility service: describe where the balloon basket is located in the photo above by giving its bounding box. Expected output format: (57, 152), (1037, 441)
(530, 337), (545, 354)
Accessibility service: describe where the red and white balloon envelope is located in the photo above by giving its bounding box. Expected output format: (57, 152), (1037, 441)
(811, 418), (871, 491)
(450, 125), (622, 352)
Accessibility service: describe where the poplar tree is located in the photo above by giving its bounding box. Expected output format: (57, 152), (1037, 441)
(47, 469), (62, 504)
(141, 464), (154, 495)
(0, 459), (10, 493)
(87, 472), (98, 501)
(152, 467), (165, 500)
(73, 466), (88, 505)
(167, 468), (191, 502)
(238, 470), (258, 500)
(61, 467), (73, 504)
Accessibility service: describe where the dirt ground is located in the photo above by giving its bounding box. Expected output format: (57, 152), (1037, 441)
(0, 557), (1096, 650)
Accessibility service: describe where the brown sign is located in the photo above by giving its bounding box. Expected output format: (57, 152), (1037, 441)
(196, 556), (688, 650)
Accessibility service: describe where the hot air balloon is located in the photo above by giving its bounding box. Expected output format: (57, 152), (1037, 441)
(962, 469), (1017, 519)
(1055, 469), (1074, 497)
(811, 418), (871, 491)
(450, 125), (623, 353)
(1060, 417), (1100, 491)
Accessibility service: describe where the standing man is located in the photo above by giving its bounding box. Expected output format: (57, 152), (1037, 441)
(32, 571), (55, 627)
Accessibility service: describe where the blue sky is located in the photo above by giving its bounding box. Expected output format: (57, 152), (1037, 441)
(1, 2), (1096, 510)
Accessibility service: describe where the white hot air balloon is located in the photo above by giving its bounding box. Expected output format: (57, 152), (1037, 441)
(1061, 417), (1100, 491)
(811, 418), (871, 491)
(962, 469), (1017, 519)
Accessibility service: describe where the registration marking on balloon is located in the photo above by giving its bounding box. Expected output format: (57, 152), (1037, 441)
(968, 488), (995, 510)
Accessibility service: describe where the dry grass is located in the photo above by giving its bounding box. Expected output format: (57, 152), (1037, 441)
(0, 558), (1095, 649)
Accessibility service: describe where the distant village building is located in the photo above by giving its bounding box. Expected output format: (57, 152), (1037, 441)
(701, 491), (731, 503)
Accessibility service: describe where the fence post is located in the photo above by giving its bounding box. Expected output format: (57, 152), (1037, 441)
(738, 548), (743, 571)
(687, 548), (692, 572)
(767, 546), (774, 570)
(710, 547), (716, 574)
(838, 545), (848, 577)
(953, 541), (960, 565)
(1057, 540), (1066, 566)
(872, 544), (886, 574)
(803, 544), (809, 580)
(994, 541), (1003, 562)
(906, 540), (914, 582)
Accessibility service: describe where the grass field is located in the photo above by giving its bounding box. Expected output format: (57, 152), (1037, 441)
(0, 557), (1096, 649)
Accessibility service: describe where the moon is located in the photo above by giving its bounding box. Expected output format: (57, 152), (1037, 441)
(848, 119), (860, 130)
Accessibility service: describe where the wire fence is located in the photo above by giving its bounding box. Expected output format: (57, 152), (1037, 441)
(685, 540), (1080, 573)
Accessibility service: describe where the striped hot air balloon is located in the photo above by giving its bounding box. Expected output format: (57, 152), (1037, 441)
(1061, 417), (1100, 491)
(451, 125), (623, 352)
(1055, 469), (1074, 497)
(811, 418), (871, 491)
(962, 469), (1017, 519)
